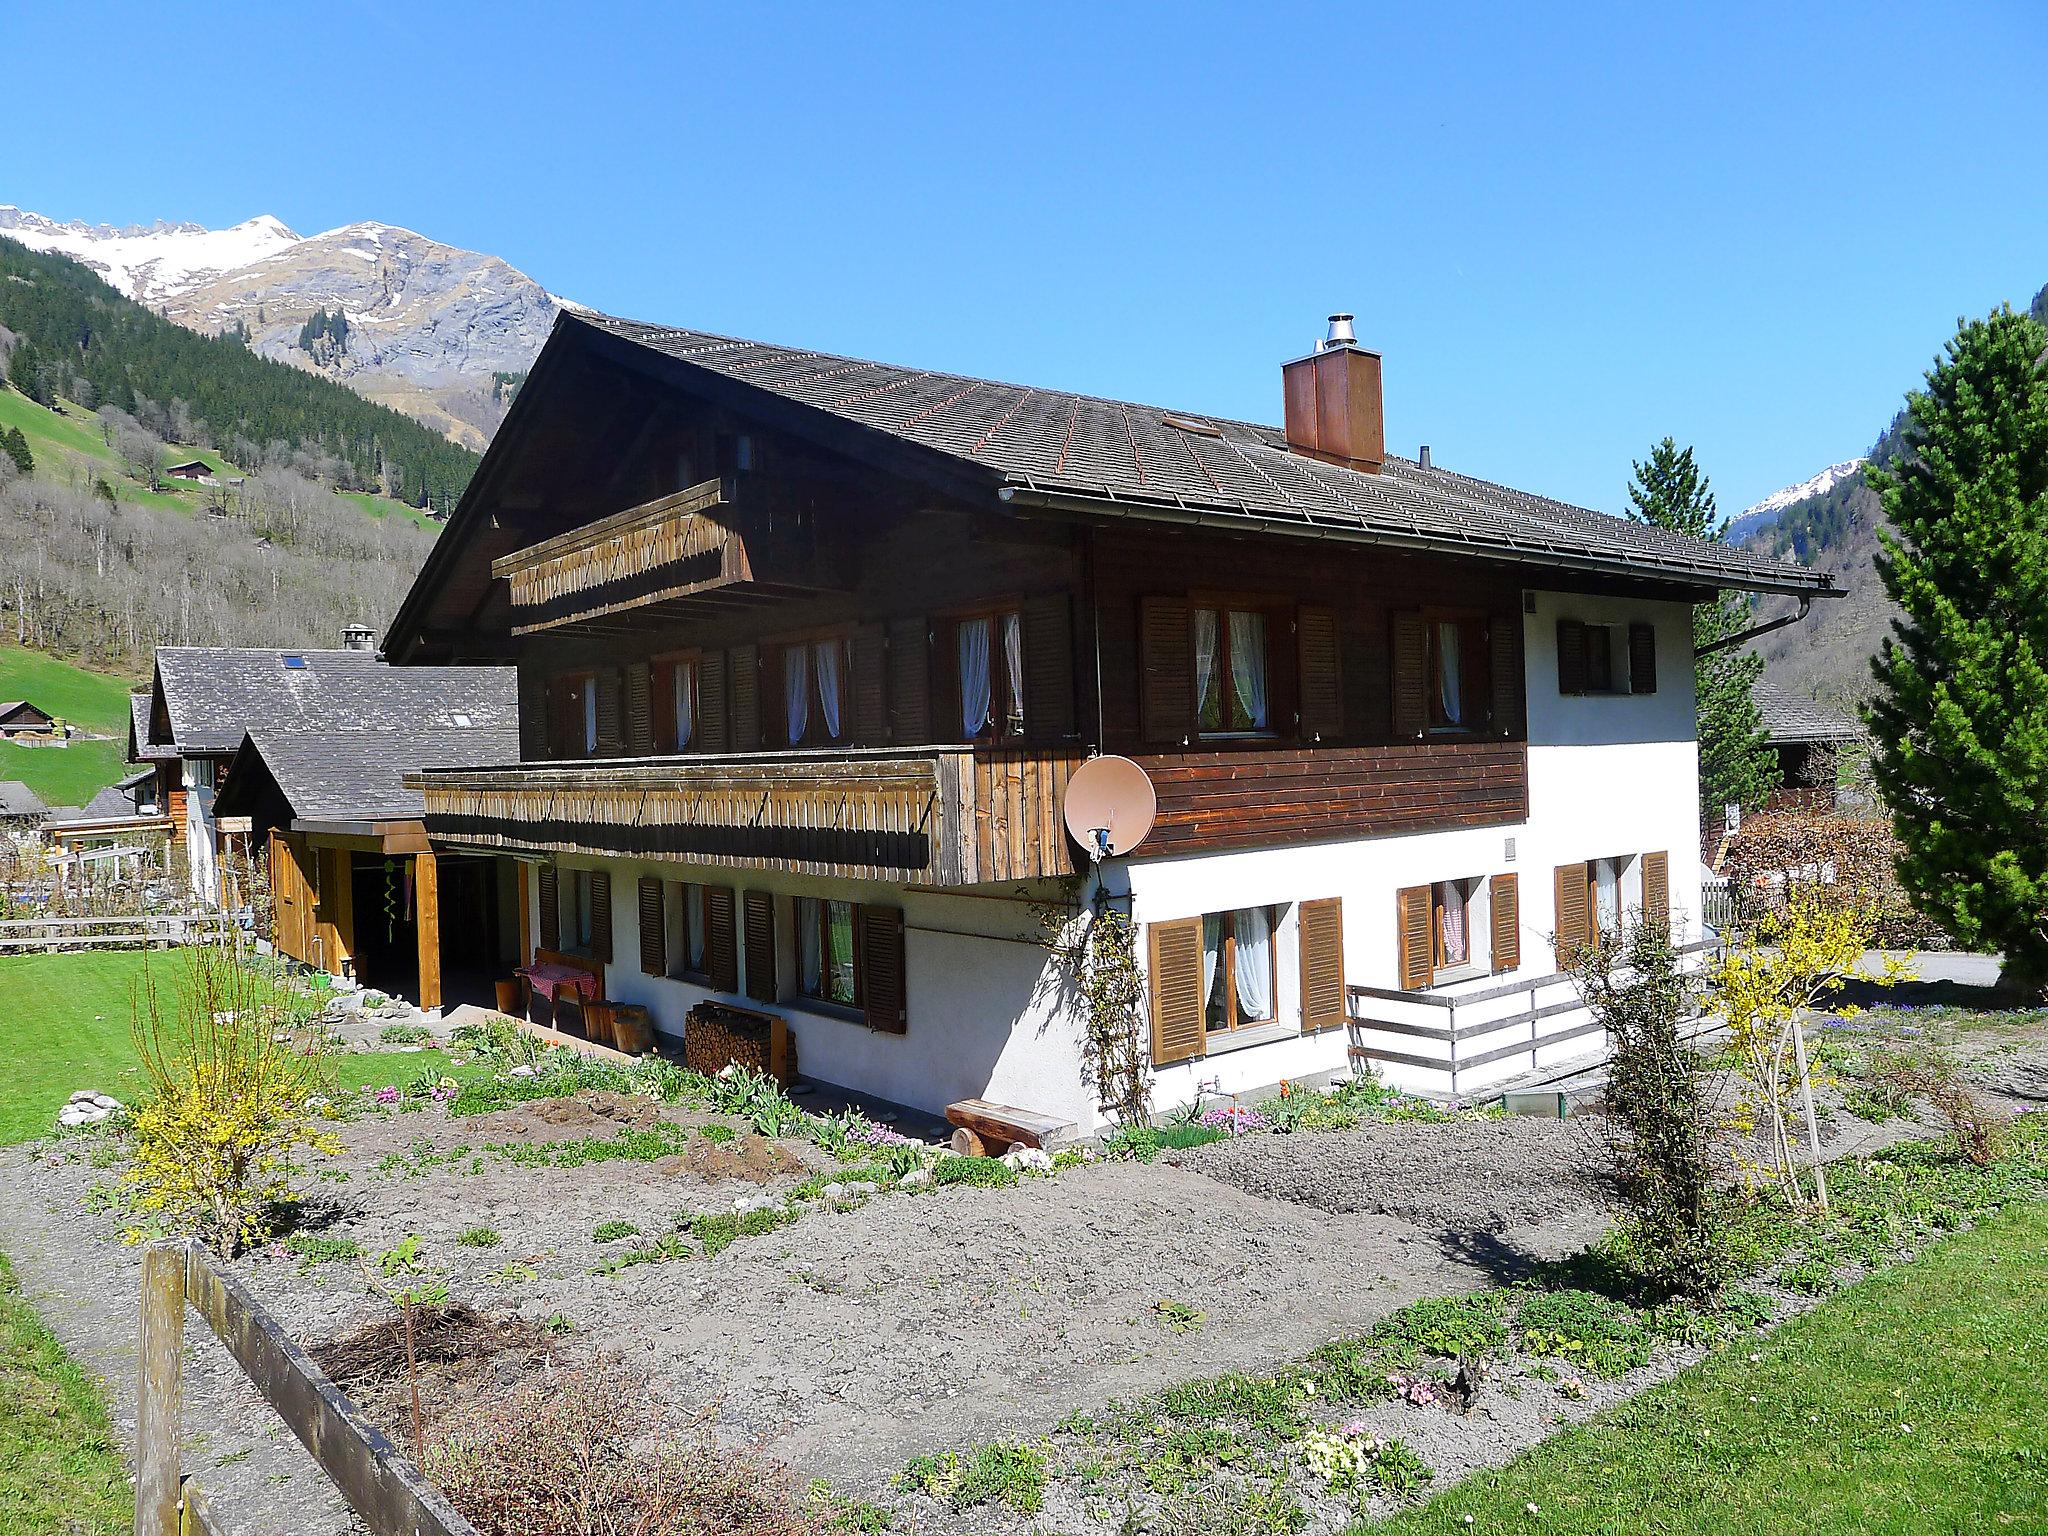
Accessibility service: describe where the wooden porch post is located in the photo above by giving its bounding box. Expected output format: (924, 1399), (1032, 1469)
(415, 851), (441, 1012)
(517, 861), (532, 965)
(135, 1243), (187, 1536)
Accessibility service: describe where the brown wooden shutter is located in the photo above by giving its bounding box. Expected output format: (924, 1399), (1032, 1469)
(1297, 897), (1346, 1033)
(1489, 873), (1520, 973)
(650, 661), (678, 753)
(1145, 916), (1206, 1066)
(1554, 862), (1590, 967)
(850, 624), (889, 745)
(588, 871), (613, 963)
(861, 905), (907, 1033)
(537, 863), (559, 951)
(698, 649), (731, 752)
(1390, 611), (1427, 739)
(742, 889), (776, 1002)
(1139, 596), (1193, 745)
(1642, 850), (1670, 935)
(1022, 593), (1077, 741)
(593, 670), (625, 757)
(730, 645), (760, 749)
(887, 617), (930, 743)
(518, 669), (546, 759)
(1489, 614), (1524, 737)
(1628, 622), (1658, 695)
(1396, 884), (1434, 990)
(705, 886), (738, 992)
(1556, 619), (1587, 696)
(931, 620), (964, 741)
(1298, 606), (1343, 741)
(637, 876), (666, 976)
(626, 662), (654, 755)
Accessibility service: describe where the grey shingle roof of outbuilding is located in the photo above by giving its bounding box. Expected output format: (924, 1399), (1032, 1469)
(149, 649), (516, 756)
(1754, 679), (1863, 745)
(129, 693), (173, 761)
(0, 780), (49, 818)
(581, 313), (1833, 597)
(223, 720), (521, 824)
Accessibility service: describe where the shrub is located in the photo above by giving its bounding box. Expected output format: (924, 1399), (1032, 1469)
(125, 948), (339, 1255)
(1517, 1289), (1652, 1377)
(931, 1155), (1017, 1189)
(456, 1227), (502, 1249)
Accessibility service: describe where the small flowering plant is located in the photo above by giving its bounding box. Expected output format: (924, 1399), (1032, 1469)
(373, 1085), (401, 1106)
(1385, 1371), (1438, 1407)
(1197, 1103), (1267, 1136)
(1300, 1422), (1434, 1497)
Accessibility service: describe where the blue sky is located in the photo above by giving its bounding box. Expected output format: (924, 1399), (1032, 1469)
(5, 0), (2044, 515)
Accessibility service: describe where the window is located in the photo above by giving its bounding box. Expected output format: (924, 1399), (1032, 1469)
(1397, 878), (1499, 988)
(566, 869), (595, 950)
(1433, 878), (1481, 974)
(956, 608), (1025, 739)
(780, 636), (851, 747)
(1584, 625), (1615, 693)
(1195, 606), (1270, 734)
(795, 896), (861, 1007)
(1202, 905), (1280, 1034)
(657, 656), (699, 752)
(1426, 614), (1490, 730)
(547, 672), (597, 758)
(1585, 855), (1637, 946)
(1556, 620), (1655, 697)
(666, 881), (708, 978)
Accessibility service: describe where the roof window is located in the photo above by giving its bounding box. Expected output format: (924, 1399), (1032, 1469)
(281, 655), (307, 669)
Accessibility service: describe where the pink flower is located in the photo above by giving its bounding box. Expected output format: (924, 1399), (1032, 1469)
(374, 1086), (400, 1105)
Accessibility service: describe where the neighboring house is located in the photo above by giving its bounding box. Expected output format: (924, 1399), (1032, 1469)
(1754, 679), (1862, 796)
(45, 770), (174, 894)
(164, 460), (216, 483)
(0, 780), (50, 832)
(129, 636), (515, 924)
(378, 309), (1834, 1127)
(0, 700), (58, 737)
(213, 715), (520, 1010)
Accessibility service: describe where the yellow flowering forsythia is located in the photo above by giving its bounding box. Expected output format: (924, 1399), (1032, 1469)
(1711, 886), (1911, 1204)
(124, 946), (339, 1255)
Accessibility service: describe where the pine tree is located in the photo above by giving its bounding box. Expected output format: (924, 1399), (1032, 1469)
(7, 337), (45, 403)
(1867, 305), (2048, 994)
(1626, 437), (1780, 818)
(1, 426), (31, 475)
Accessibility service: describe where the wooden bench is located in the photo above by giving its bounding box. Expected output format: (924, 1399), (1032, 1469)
(944, 1098), (1074, 1157)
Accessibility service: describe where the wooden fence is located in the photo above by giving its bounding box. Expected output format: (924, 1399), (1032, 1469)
(137, 1240), (477, 1536)
(0, 912), (232, 954)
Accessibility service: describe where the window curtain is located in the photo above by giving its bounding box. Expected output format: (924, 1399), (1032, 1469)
(1229, 611), (1268, 728)
(1201, 912), (1224, 1027)
(1594, 859), (1621, 939)
(581, 686), (598, 753)
(1436, 881), (1468, 965)
(674, 664), (694, 750)
(1436, 620), (1463, 725)
(825, 900), (856, 1002)
(814, 640), (843, 741)
(685, 885), (705, 967)
(796, 896), (822, 993)
(1193, 608), (1220, 727)
(1000, 611), (1025, 732)
(1234, 905), (1274, 1021)
(783, 645), (811, 745)
(958, 617), (992, 736)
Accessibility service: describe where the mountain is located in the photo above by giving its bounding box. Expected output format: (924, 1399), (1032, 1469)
(1726, 458), (1866, 545)
(0, 207), (564, 448)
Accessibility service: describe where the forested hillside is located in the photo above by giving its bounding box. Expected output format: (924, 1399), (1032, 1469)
(0, 236), (478, 507)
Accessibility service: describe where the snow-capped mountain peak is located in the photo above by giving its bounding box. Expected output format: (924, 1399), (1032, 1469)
(0, 205), (304, 304)
(1728, 459), (1867, 544)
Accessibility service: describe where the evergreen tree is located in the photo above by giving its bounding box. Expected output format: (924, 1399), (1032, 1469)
(8, 337), (45, 403)
(1867, 305), (2048, 995)
(1626, 437), (1780, 818)
(1, 425), (31, 475)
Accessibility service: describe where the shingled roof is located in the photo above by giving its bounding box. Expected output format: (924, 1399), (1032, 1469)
(148, 648), (515, 756)
(1754, 679), (1863, 745)
(218, 720), (520, 825)
(578, 313), (1833, 598)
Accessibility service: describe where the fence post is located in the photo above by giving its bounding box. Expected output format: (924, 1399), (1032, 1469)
(136, 1242), (188, 1536)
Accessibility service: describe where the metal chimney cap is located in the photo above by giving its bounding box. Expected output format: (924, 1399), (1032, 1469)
(1321, 313), (1359, 351)
(341, 623), (376, 651)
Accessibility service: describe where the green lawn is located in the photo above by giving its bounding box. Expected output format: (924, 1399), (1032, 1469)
(1373, 1202), (2048, 1533)
(0, 1251), (130, 1536)
(0, 950), (484, 1143)
(0, 643), (141, 809)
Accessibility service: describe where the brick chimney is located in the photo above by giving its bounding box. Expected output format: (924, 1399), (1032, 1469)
(1282, 314), (1385, 473)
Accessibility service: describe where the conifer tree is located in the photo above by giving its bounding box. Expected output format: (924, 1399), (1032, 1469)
(1, 426), (32, 475)
(1627, 437), (1780, 818)
(1867, 306), (2048, 994)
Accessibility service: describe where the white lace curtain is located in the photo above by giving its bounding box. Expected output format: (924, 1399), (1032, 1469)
(1194, 608), (1219, 726)
(1201, 913), (1223, 1024)
(784, 645), (810, 745)
(1229, 611), (1268, 729)
(814, 640), (843, 741)
(1435, 881), (1468, 965)
(1000, 612), (1025, 732)
(1234, 905), (1274, 1021)
(796, 896), (822, 992)
(958, 617), (992, 736)
(1437, 620), (1464, 725)
(673, 662), (694, 750)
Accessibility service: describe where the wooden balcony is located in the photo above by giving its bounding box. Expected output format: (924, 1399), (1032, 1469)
(489, 478), (838, 637)
(408, 745), (1088, 887)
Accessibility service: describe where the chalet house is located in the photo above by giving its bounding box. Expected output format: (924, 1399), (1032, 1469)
(0, 700), (58, 737)
(1754, 679), (1861, 802)
(130, 639), (515, 938)
(0, 779), (50, 833)
(164, 460), (216, 484)
(382, 310), (1834, 1127)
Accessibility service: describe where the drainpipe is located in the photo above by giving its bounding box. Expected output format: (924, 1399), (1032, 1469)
(1696, 595), (1812, 658)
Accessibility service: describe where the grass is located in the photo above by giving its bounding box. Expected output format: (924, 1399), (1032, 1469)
(0, 949), (481, 1144)
(0, 643), (138, 808)
(1371, 1202), (2048, 1533)
(0, 1250), (131, 1535)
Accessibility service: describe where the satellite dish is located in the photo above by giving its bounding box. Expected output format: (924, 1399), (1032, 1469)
(1063, 755), (1157, 862)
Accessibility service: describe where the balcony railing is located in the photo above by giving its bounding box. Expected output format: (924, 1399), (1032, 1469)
(408, 745), (1088, 887)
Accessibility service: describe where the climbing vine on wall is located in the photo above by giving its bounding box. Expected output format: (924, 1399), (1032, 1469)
(1040, 891), (1150, 1126)
(382, 858), (401, 943)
